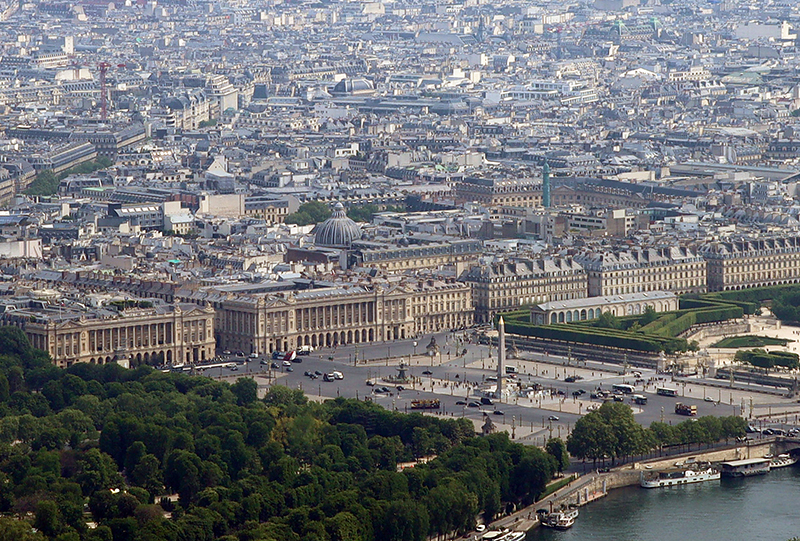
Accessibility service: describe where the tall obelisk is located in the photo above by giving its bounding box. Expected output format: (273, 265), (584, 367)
(497, 316), (505, 398)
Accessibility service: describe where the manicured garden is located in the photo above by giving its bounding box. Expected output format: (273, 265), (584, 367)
(712, 335), (789, 348)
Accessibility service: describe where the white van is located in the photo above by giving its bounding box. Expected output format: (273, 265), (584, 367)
(298, 345), (314, 355)
(332, 371), (344, 380)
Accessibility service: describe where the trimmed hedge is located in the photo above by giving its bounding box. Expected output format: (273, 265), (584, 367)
(735, 349), (800, 370)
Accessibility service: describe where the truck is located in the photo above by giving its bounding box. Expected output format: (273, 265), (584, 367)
(410, 399), (441, 410)
(298, 345), (314, 355)
(675, 403), (697, 416)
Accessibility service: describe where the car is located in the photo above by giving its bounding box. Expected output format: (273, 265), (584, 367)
(493, 410), (504, 415)
(577, 389), (587, 395)
(304, 371), (312, 377)
(476, 525), (486, 533)
(249, 353), (259, 359)
(396, 386), (405, 392)
(590, 392), (601, 399)
(286, 367), (293, 372)
(380, 386), (391, 393)
(374, 387), (387, 394)
(556, 390), (565, 396)
(467, 401), (481, 408)
(230, 365), (238, 371)
(548, 415), (559, 421)
(324, 373), (335, 382)
(366, 380), (375, 386)
(235, 351), (245, 357)
(314, 370), (322, 376)
(704, 396), (714, 402)
(565, 376), (577, 383)
(272, 351), (284, 360)
(282, 360), (292, 367)
(480, 397), (494, 406)
(271, 362), (280, 369)
(572, 391), (582, 397)
(455, 400), (467, 405)
(613, 394), (625, 402)
(422, 370), (433, 375)
(223, 350), (231, 355)
(260, 359), (270, 366)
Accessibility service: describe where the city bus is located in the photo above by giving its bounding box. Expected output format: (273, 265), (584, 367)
(656, 387), (678, 397)
(612, 384), (635, 395)
(631, 394), (648, 405)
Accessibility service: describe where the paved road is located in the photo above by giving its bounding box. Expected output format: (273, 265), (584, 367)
(181, 331), (800, 442)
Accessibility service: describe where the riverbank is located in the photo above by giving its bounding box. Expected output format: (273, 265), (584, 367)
(470, 436), (789, 540)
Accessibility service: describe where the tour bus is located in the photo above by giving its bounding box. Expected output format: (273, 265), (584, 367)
(612, 383), (635, 395)
(656, 387), (678, 397)
(631, 394), (648, 405)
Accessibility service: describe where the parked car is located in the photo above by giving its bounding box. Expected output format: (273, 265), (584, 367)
(272, 351), (284, 360)
(455, 400), (467, 405)
(282, 360), (292, 367)
(704, 396), (714, 402)
(467, 401), (481, 408)
(422, 370), (433, 375)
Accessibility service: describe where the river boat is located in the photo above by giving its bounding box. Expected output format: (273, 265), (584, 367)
(720, 458), (771, 477)
(540, 508), (579, 530)
(640, 466), (720, 488)
(769, 454), (798, 469)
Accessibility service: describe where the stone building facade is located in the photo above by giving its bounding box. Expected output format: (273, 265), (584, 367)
(701, 236), (800, 292)
(1, 302), (215, 369)
(530, 291), (678, 325)
(194, 279), (473, 355)
(575, 247), (707, 297)
(459, 257), (587, 323)
(455, 176), (543, 208)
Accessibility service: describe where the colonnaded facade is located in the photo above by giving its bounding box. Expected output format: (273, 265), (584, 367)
(0, 301), (216, 368)
(529, 291), (678, 325)
(207, 278), (473, 355)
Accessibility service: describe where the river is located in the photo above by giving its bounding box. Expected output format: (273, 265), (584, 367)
(528, 466), (800, 541)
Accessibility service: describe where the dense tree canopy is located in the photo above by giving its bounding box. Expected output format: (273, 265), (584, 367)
(0, 327), (559, 541)
(284, 201), (333, 226)
(567, 402), (746, 465)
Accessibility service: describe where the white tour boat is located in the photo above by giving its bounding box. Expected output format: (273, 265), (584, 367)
(640, 466), (720, 488)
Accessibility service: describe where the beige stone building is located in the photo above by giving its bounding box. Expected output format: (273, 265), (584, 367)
(455, 177), (543, 208)
(575, 247), (707, 297)
(1, 301), (215, 369)
(459, 257), (588, 323)
(530, 291), (679, 325)
(701, 237), (800, 292)
(187, 279), (473, 355)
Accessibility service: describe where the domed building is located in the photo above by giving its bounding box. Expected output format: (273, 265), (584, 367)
(331, 77), (376, 96)
(314, 203), (362, 248)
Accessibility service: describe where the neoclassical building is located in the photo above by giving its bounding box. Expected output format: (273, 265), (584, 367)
(701, 236), (800, 292)
(201, 279), (473, 355)
(1, 301), (215, 369)
(530, 291), (678, 325)
(575, 247), (707, 297)
(459, 256), (587, 323)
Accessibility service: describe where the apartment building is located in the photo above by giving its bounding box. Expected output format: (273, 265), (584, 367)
(575, 247), (707, 297)
(459, 257), (587, 322)
(701, 236), (800, 292)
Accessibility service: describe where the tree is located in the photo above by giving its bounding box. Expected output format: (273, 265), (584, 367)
(285, 202), (332, 226)
(596, 311), (621, 330)
(0, 517), (46, 541)
(231, 378), (258, 406)
(545, 438), (570, 473)
(640, 306), (658, 326)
